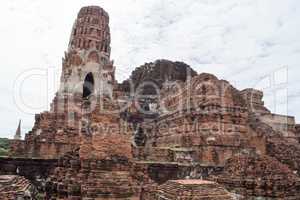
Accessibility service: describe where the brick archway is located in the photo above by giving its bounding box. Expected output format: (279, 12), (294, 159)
(83, 72), (95, 99)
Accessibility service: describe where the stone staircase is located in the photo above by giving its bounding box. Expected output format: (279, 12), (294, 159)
(0, 175), (37, 199)
(154, 180), (234, 199)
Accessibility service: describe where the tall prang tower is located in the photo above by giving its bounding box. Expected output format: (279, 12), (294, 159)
(60, 6), (115, 99)
(10, 6), (132, 159)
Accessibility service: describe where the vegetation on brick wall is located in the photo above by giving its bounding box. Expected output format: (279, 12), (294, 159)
(0, 138), (9, 156)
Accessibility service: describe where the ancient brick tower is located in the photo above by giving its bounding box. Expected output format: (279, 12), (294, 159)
(10, 6), (130, 159)
(60, 5), (114, 99)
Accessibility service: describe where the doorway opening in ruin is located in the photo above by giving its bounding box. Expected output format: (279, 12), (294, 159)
(83, 72), (95, 99)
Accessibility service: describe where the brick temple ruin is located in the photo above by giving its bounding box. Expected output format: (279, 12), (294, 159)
(2, 5), (300, 200)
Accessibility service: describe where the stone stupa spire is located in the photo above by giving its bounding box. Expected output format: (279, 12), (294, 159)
(14, 119), (21, 140)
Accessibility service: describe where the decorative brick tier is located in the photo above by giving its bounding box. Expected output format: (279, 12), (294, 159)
(146, 180), (233, 200)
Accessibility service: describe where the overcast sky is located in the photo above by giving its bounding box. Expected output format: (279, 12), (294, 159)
(0, 0), (300, 138)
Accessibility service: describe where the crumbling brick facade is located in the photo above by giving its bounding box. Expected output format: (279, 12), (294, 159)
(6, 5), (300, 200)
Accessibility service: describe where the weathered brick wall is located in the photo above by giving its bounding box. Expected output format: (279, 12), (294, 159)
(141, 73), (253, 166)
(266, 137), (300, 175)
(79, 134), (132, 160)
(211, 154), (300, 199)
(152, 74), (249, 143)
(240, 88), (270, 114)
(46, 148), (137, 199)
(9, 140), (26, 157)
